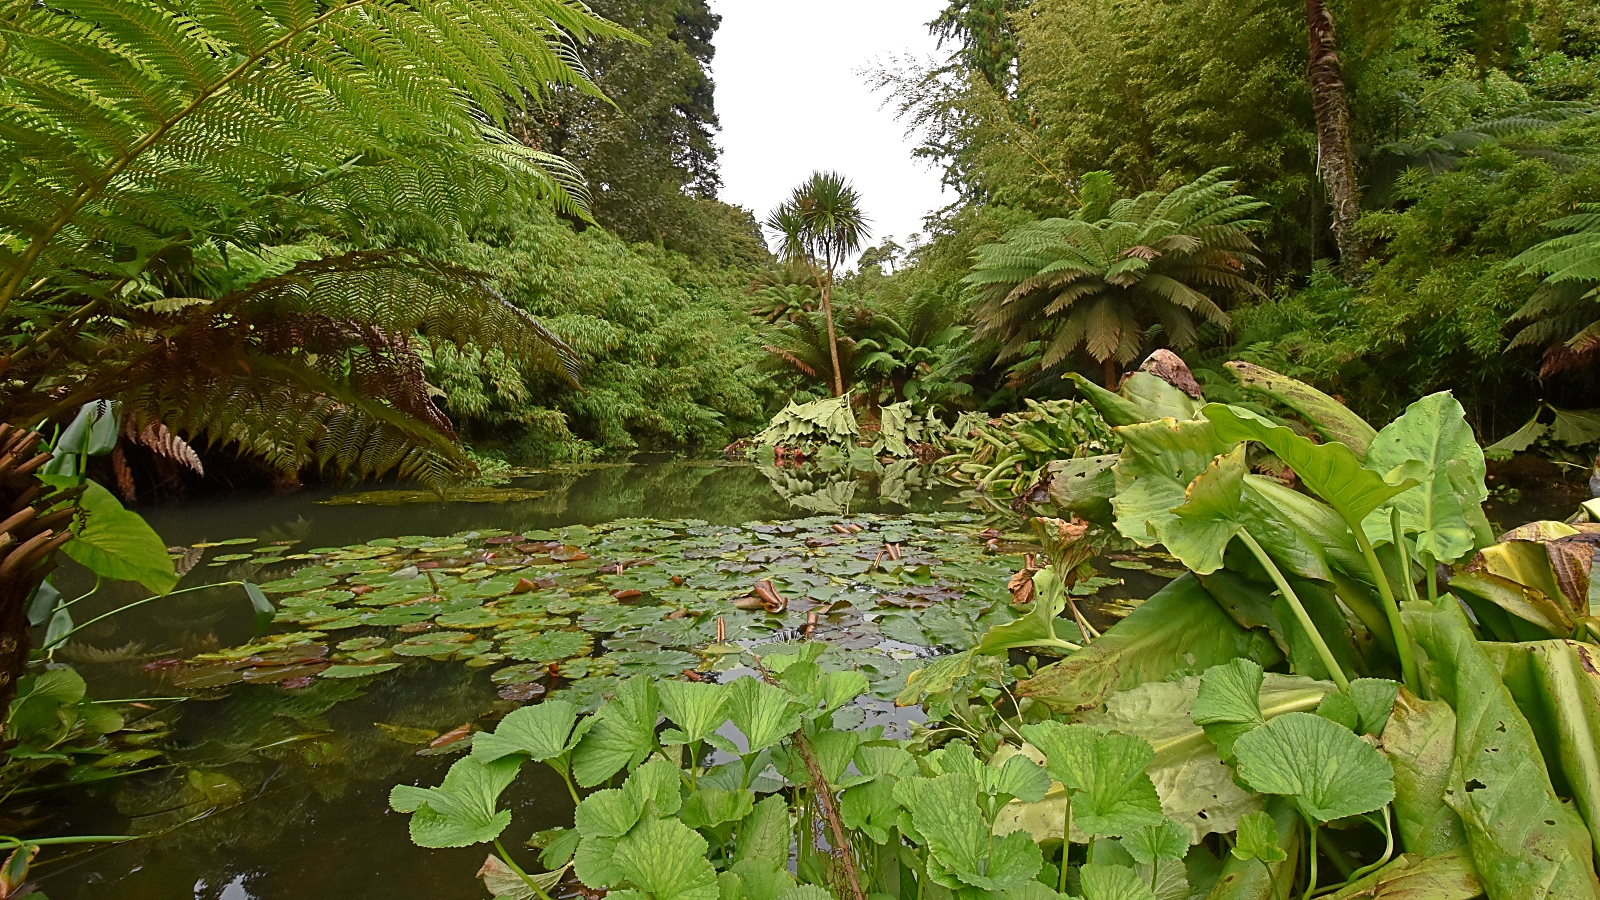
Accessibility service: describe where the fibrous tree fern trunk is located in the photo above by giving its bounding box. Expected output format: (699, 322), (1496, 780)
(0, 426), (81, 713)
(1305, 0), (1365, 275)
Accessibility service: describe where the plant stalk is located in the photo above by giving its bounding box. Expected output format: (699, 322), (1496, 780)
(1239, 532), (1350, 691)
(494, 837), (555, 900)
(1350, 527), (1420, 694)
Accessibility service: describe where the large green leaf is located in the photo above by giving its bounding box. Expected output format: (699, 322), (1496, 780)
(388, 755), (521, 848)
(42, 476), (177, 594)
(1020, 722), (1164, 838)
(727, 676), (801, 753)
(734, 794), (793, 864)
(1201, 404), (1419, 528)
(472, 700), (580, 763)
(911, 772), (1043, 890)
(1406, 595), (1600, 900)
(1232, 712), (1394, 824)
(1119, 372), (1203, 422)
(680, 787), (755, 830)
(1485, 639), (1600, 867)
(1018, 574), (1281, 715)
(1363, 392), (1487, 563)
(1163, 445), (1247, 575)
(975, 567), (1081, 655)
(1068, 373), (1155, 426)
(659, 681), (730, 745)
(1110, 418), (1236, 546)
(573, 677), (659, 787)
(614, 816), (721, 900)
(1380, 689), (1466, 857)
(1078, 864), (1157, 900)
(1224, 361), (1377, 456)
(1046, 455), (1119, 524)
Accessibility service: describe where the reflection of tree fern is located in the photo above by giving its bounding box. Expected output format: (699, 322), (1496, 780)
(0, 0), (627, 485)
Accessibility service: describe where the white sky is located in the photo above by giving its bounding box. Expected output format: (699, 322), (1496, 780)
(707, 0), (950, 263)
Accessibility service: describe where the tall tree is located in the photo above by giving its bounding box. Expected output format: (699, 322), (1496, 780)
(1305, 0), (1365, 272)
(766, 173), (873, 397)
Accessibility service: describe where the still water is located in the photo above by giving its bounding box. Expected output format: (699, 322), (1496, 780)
(28, 462), (1000, 900)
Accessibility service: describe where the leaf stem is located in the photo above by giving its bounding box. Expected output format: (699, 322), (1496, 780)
(1352, 526), (1420, 694)
(1058, 791), (1071, 894)
(1302, 822), (1319, 900)
(1238, 532), (1350, 692)
(1337, 806), (1393, 888)
(41, 581), (243, 650)
(495, 837), (555, 900)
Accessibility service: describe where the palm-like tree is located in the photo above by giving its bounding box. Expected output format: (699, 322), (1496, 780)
(965, 170), (1266, 386)
(765, 173), (872, 396)
(1507, 204), (1600, 375)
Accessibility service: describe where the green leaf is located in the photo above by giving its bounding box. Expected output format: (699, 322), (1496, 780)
(8, 668), (89, 744)
(26, 578), (59, 627)
(840, 777), (901, 843)
(573, 677), (659, 787)
(1204, 798), (1302, 900)
(1314, 692), (1360, 732)
(242, 582), (274, 632)
(614, 816), (720, 900)
(1363, 392), (1487, 563)
(538, 827), (583, 870)
(1407, 595), (1600, 900)
(775, 886), (833, 900)
(681, 787), (755, 830)
(473, 700), (579, 763)
(1067, 373), (1154, 426)
(42, 476), (177, 594)
(976, 567), (1079, 655)
(1162, 446), (1247, 575)
(994, 754), (1051, 803)
(727, 860), (795, 900)
(1230, 811), (1286, 864)
(1110, 418), (1237, 546)
(576, 788), (644, 839)
(1322, 848), (1482, 900)
(1121, 820), (1188, 865)
(388, 755), (520, 848)
(1347, 679), (1399, 737)
(1020, 722), (1164, 838)
(505, 630), (593, 663)
(1201, 404), (1419, 527)
(1191, 659), (1264, 763)
(1379, 689), (1466, 857)
(1232, 712), (1394, 824)
(659, 681), (729, 744)
(575, 835), (625, 888)
(727, 676), (801, 753)
(1077, 864), (1157, 900)
(1018, 574), (1281, 715)
(913, 772), (1043, 890)
(734, 795), (793, 865)
(1224, 361), (1377, 456)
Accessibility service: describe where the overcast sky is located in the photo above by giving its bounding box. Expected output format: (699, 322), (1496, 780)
(706, 0), (950, 261)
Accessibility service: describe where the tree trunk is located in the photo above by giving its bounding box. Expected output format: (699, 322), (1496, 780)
(1103, 356), (1119, 389)
(1305, 0), (1365, 275)
(820, 265), (844, 397)
(0, 425), (81, 714)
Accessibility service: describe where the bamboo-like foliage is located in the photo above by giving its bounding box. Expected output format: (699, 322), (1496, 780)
(1507, 204), (1600, 375)
(0, 0), (629, 486)
(965, 170), (1266, 379)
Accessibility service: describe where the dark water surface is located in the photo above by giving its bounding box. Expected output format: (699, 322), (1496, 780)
(29, 462), (969, 900)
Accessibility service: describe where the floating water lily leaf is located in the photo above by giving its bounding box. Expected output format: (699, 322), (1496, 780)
(504, 631), (592, 663)
(1020, 721), (1164, 838)
(1232, 712), (1394, 824)
(388, 755), (521, 848)
(320, 663), (401, 679)
(1231, 811), (1286, 864)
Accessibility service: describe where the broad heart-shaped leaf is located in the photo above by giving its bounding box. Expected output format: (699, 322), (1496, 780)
(1111, 417), (1237, 546)
(658, 681), (729, 744)
(1224, 361), (1377, 456)
(1191, 659), (1264, 763)
(1201, 404), (1419, 528)
(1119, 371), (1204, 421)
(1362, 392), (1488, 564)
(613, 816), (720, 900)
(1231, 811), (1286, 864)
(42, 476), (177, 594)
(911, 772), (1043, 891)
(1410, 596), (1600, 900)
(727, 676), (801, 752)
(473, 700), (579, 763)
(1232, 712), (1394, 824)
(1020, 722), (1163, 838)
(388, 755), (520, 848)
(1077, 864), (1157, 900)
(573, 677), (659, 787)
(1162, 446), (1247, 575)
(1121, 820), (1188, 865)
(937, 742), (1050, 803)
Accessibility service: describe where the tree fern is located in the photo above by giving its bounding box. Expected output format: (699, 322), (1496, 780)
(0, 0), (629, 485)
(1507, 204), (1600, 375)
(966, 169), (1265, 385)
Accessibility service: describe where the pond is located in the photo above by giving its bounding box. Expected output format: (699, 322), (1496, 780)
(27, 462), (1172, 900)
